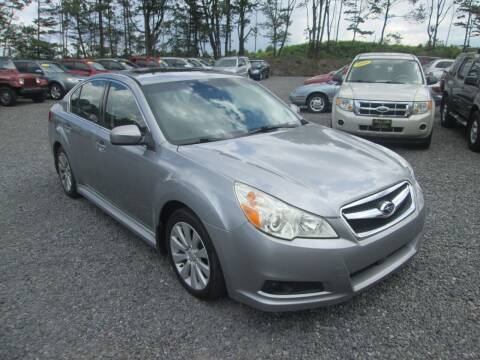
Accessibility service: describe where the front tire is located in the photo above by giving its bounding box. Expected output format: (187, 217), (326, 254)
(0, 86), (17, 106)
(55, 147), (79, 198)
(418, 132), (432, 149)
(50, 83), (65, 100)
(307, 93), (328, 113)
(167, 208), (225, 300)
(467, 111), (480, 152)
(440, 96), (456, 128)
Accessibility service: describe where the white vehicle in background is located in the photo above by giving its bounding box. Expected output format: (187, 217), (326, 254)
(332, 53), (437, 148)
(423, 58), (454, 79)
(161, 57), (193, 68)
(213, 56), (251, 77)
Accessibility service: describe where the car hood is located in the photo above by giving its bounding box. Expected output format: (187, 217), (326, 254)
(304, 74), (331, 84)
(178, 124), (410, 217)
(339, 82), (430, 101)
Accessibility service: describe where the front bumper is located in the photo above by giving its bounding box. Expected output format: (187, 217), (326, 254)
(332, 106), (434, 139)
(208, 183), (425, 312)
(19, 87), (47, 97)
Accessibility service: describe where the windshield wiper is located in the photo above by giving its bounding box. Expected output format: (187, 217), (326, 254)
(377, 80), (406, 84)
(245, 123), (299, 136)
(350, 80), (375, 83)
(179, 136), (229, 145)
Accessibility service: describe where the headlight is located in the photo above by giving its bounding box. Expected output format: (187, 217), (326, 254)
(252, 69), (259, 74)
(18, 78), (25, 85)
(234, 183), (338, 240)
(35, 77), (41, 84)
(412, 101), (432, 114)
(335, 97), (354, 112)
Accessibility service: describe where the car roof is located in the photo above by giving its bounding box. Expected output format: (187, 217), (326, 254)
(92, 68), (241, 86)
(97, 58), (130, 62)
(355, 52), (418, 61)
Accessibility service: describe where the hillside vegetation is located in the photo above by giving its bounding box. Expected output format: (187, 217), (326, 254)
(251, 42), (464, 76)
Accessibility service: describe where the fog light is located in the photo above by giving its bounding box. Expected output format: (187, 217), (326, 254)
(338, 119), (344, 126)
(419, 124), (426, 130)
(261, 280), (324, 295)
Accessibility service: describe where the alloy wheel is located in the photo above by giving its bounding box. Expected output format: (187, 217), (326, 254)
(170, 222), (210, 291)
(309, 96), (325, 112)
(57, 152), (72, 192)
(50, 84), (62, 100)
(0, 91), (11, 105)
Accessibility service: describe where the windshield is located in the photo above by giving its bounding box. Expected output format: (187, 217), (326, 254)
(251, 61), (263, 68)
(119, 60), (137, 69)
(88, 62), (106, 70)
(40, 63), (65, 73)
(143, 78), (300, 145)
(0, 58), (16, 70)
(214, 58), (237, 68)
(347, 59), (423, 84)
(188, 59), (203, 67)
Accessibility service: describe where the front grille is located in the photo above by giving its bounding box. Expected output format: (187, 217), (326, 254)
(341, 182), (415, 238)
(24, 78), (36, 87)
(355, 100), (410, 118)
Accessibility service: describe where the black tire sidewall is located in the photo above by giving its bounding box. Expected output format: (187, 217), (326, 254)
(166, 208), (225, 300)
(0, 87), (17, 106)
(440, 96), (455, 128)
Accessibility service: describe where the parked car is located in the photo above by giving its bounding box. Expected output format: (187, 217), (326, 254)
(162, 57), (193, 68)
(59, 59), (109, 77)
(96, 58), (138, 71)
(289, 77), (341, 113)
(429, 79), (443, 105)
(213, 56), (251, 76)
(441, 52), (480, 151)
(332, 52), (436, 148)
(0, 57), (47, 106)
(186, 58), (211, 68)
(14, 60), (85, 100)
(48, 69), (425, 311)
(249, 60), (271, 80)
(418, 56), (439, 66)
(423, 58), (454, 79)
(129, 56), (167, 68)
(304, 65), (348, 85)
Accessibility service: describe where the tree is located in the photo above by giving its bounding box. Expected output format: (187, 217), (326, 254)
(410, 0), (454, 47)
(261, 0), (285, 56)
(344, 0), (373, 41)
(455, 0), (480, 49)
(34, 0), (59, 58)
(369, 0), (404, 44)
(235, 0), (255, 55)
(0, 0), (32, 56)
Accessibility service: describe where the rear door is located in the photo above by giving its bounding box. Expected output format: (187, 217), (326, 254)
(68, 79), (108, 191)
(451, 57), (473, 115)
(95, 80), (157, 227)
(458, 60), (480, 119)
(73, 62), (91, 76)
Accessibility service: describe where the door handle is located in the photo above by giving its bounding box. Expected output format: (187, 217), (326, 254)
(96, 139), (106, 152)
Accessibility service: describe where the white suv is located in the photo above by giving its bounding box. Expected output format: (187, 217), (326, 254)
(332, 53), (436, 148)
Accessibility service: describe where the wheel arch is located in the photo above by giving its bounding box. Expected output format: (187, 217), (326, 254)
(156, 200), (194, 254)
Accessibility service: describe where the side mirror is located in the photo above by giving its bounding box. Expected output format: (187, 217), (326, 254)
(110, 124), (143, 145)
(332, 73), (343, 84)
(290, 103), (301, 114)
(464, 75), (478, 86)
(426, 75), (438, 85)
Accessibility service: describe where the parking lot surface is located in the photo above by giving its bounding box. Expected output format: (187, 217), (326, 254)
(1, 76), (479, 359)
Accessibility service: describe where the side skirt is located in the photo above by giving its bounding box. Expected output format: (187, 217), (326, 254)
(77, 185), (156, 248)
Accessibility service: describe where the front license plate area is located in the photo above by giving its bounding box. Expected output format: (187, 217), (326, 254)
(372, 119), (392, 130)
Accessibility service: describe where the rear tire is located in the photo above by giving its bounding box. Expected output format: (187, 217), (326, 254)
(440, 96), (456, 128)
(467, 111), (480, 152)
(166, 208), (226, 300)
(0, 86), (17, 106)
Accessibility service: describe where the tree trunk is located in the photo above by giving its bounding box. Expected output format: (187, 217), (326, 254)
(98, 0), (105, 56)
(379, 0), (390, 44)
(335, 0), (342, 43)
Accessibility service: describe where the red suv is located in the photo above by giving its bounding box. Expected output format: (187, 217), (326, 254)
(0, 57), (47, 106)
(59, 59), (110, 77)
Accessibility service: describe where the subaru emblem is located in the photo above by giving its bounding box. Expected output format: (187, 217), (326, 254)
(379, 201), (395, 217)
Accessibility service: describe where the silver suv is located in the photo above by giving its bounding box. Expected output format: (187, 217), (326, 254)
(48, 69), (425, 311)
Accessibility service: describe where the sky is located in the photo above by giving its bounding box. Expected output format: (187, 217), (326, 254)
(12, 1), (479, 53)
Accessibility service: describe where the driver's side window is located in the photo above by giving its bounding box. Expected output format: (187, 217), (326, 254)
(104, 82), (146, 130)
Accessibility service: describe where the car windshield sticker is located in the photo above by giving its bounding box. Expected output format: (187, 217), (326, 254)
(353, 60), (372, 68)
(41, 63), (50, 68)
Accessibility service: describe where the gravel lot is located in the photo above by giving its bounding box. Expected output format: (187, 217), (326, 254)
(1, 76), (479, 359)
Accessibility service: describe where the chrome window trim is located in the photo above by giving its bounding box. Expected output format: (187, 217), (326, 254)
(341, 181), (416, 239)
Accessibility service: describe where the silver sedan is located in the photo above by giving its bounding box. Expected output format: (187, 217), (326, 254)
(289, 80), (341, 113)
